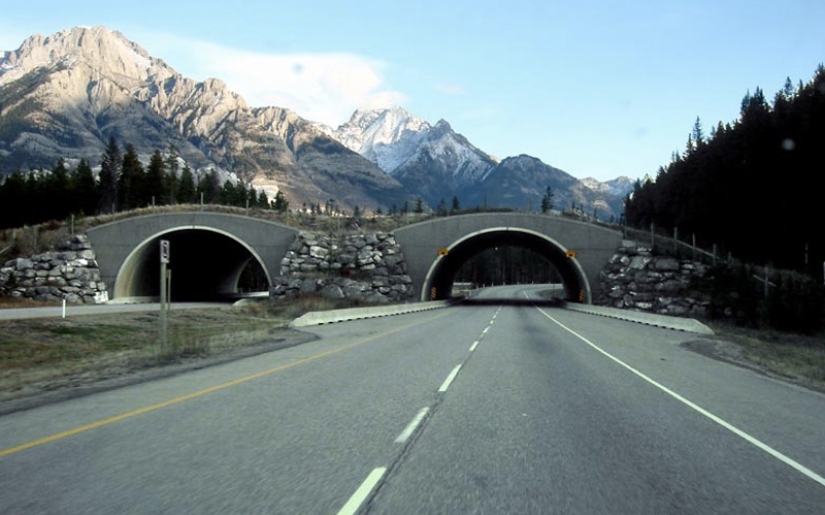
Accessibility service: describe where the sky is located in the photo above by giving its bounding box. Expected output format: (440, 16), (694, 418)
(1, 0), (823, 182)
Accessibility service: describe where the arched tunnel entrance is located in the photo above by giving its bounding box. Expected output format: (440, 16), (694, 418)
(424, 229), (589, 302)
(114, 228), (270, 302)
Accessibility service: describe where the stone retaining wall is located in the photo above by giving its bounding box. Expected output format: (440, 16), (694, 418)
(597, 240), (710, 317)
(270, 231), (415, 303)
(0, 235), (109, 304)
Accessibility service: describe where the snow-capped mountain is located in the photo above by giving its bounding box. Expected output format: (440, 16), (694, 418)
(1, 26), (631, 218)
(0, 27), (410, 210)
(323, 107), (431, 173)
(580, 176), (635, 198)
(324, 107), (629, 217)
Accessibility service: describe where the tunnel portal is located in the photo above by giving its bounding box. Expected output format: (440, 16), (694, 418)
(114, 228), (269, 302)
(425, 229), (588, 302)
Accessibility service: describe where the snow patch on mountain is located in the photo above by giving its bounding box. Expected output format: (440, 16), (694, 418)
(324, 107), (431, 173)
(580, 176), (635, 197)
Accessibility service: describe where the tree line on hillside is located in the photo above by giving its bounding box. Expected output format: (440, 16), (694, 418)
(625, 65), (825, 276)
(624, 65), (825, 333)
(0, 137), (289, 230)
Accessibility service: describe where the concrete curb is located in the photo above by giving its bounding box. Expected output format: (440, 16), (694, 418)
(564, 303), (715, 335)
(289, 300), (451, 328)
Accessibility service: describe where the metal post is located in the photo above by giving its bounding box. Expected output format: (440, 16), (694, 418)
(692, 233), (696, 262)
(160, 260), (167, 349)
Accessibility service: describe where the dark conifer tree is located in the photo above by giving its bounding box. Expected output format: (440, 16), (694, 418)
(71, 159), (97, 216)
(99, 136), (120, 213)
(144, 150), (166, 206)
(177, 164), (196, 204)
(118, 144), (144, 210)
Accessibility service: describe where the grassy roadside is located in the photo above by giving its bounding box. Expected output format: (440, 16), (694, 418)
(2, 294), (824, 405)
(0, 295), (366, 403)
(534, 288), (825, 392)
(705, 322), (825, 392)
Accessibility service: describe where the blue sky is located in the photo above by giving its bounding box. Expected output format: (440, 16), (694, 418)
(1, 0), (823, 182)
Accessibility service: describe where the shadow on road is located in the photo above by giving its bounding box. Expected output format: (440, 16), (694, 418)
(453, 297), (566, 308)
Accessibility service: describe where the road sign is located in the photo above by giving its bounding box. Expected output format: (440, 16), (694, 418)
(160, 240), (170, 264)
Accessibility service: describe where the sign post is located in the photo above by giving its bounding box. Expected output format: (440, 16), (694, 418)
(160, 240), (170, 350)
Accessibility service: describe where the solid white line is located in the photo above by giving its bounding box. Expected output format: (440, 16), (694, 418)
(534, 307), (825, 489)
(336, 467), (387, 515)
(395, 407), (430, 443)
(438, 365), (462, 392)
(469, 340), (480, 352)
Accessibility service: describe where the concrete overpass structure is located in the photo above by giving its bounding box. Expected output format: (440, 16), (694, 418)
(86, 212), (298, 302)
(86, 211), (623, 303)
(393, 213), (623, 302)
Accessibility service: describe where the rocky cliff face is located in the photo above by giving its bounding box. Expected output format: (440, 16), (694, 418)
(0, 27), (410, 211)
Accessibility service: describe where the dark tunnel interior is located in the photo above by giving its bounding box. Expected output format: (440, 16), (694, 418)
(426, 230), (586, 302)
(116, 229), (269, 302)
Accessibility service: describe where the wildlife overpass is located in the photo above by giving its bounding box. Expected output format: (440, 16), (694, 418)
(86, 211), (623, 303)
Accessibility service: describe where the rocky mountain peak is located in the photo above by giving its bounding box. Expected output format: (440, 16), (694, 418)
(0, 26), (164, 85)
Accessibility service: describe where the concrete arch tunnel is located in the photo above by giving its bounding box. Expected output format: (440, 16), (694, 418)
(393, 213), (624, 303)
(114, 228), (270, 301)
(424, 228), (588, 302)
(87, 212), (299, 303)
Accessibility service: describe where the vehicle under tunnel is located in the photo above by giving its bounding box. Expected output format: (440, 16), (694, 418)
(114, 229), (270, 302)
(424, 229), (588, 302)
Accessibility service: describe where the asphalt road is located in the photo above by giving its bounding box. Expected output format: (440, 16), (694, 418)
(1, 285), (824, 514)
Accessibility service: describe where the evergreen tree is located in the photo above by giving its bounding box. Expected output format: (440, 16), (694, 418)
(145, 150), (166, 206)
(177, 164), (196, 204)
(541, 186), (554, 213)
(257, 189), (270, 209)
(71, 159), (97, 215)
(118, 144), (144, 210)
(99, 136), (120, 213)
(436, 198), (448, 216)
(451, 196), (460, 214)
(414, 197), (424, 214)
(197, 169), (221, 204)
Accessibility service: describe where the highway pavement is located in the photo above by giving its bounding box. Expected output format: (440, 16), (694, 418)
(1, 285), (824, 514)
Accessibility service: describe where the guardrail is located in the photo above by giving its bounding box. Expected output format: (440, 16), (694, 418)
(290, 300), (452, 327)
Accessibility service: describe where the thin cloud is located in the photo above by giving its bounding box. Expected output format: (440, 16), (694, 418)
(434, 82), (466, 95)
(139, 33), (407, 126)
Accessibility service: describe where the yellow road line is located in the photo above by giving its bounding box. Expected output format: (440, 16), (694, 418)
(0, 310), (453, 458)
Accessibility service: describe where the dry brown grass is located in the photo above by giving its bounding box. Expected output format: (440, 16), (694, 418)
(708, 322), (825, 390)
(0, 295), (380, 403)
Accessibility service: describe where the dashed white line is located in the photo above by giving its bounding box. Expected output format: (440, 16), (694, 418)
(395, 407), (430, 443)
(336, 467), (387, 515)
(438, 365), (463, 392)
(469, 340), (480, 352)
(535, 306), (825, 489)
(482, 327), (490, 335)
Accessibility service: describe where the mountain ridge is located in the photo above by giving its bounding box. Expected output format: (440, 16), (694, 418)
(1, 26), (631, 217)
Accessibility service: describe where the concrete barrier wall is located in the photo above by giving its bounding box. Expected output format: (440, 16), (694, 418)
(290, 300), (451, 327)
(564, 303), (714, 335)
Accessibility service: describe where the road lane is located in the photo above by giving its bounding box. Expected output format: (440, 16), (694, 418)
(367, 291), (825, 514)
(0, 306), (496, 514)
(2, 286), (824, 514)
